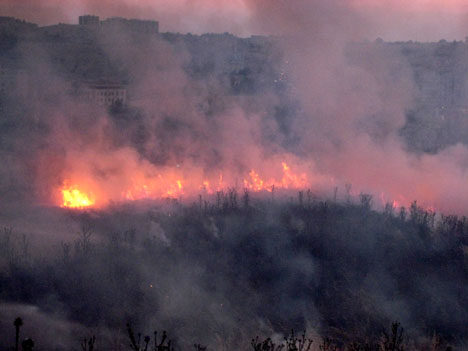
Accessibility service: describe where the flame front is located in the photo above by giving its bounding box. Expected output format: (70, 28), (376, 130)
(243, 162), (308, 192)
(61, 184), (95, 208)
(56, 160), (438, 212)
(57, 161), (313, 209)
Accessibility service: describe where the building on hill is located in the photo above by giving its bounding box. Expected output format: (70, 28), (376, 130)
(76, 81), (127, 107)
(100, 17), (159, 34)
(76, 15), (159, 34)
(0, 16), (37, 30)
(79, 15), (100, 26)
(0, 16), (37, 39)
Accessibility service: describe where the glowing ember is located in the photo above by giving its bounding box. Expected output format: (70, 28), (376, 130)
(61, 184), (95, 208)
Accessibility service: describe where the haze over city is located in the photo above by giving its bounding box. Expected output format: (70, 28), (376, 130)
(1, 1), (468, 350)
(1, 0), (468, 40)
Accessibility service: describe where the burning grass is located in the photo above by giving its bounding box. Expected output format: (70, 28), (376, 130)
(58, 161), (311, 209)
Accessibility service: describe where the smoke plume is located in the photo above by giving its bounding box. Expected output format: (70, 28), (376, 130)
(1, 0), (468, 350)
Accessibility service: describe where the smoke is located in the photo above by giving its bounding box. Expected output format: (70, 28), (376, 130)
(0, 21), (322, 208)
(351, 0), (468, 41)
(0, 0), (251, 35)
(2, 0), (468, 349)
(1, 0), (468, 211)
(233, 0), (468, 214)
(0, 303), (89, 350)
(2, 0), (468, 39)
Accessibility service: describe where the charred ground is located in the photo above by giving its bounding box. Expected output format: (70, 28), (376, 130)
(1, 196), (467, 349)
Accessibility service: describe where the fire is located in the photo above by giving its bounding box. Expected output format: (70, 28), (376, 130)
(200, 174), (225, 194)
(124, 175), (185, 200)
(61, 184), (95, 208)
(281, 162), (307, 188)
(57, 162), (313, 209)
(244, 170), (265, 191)
(166, 179), (184, 197)
(243, 162), (308, 192)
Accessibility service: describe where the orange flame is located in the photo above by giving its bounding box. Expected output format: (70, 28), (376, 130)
(243, 162), (308, 192)
(61, 184), (95, 209)
(58, 162), (312, 209)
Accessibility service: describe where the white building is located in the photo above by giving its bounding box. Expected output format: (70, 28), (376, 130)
(78, 82), (127, 106)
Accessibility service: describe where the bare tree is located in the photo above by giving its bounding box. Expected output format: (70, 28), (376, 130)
(81, 336), (96, 351)
(381, 322), (405, 351)
(14, 317), (23, 351)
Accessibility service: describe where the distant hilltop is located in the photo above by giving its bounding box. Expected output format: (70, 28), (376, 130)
(0, 15), (158, 34)
(0, 16), (38, 31)
(78, 15), (159, 34)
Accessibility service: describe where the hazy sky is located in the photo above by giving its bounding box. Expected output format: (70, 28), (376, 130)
(1, 0), (468, 41)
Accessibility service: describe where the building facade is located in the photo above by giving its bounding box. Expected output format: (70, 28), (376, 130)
(78, 15), (159, 34)
(101, 17), (159, 34)
(78, 82), (127, 106)
(78, 15), (100, 26)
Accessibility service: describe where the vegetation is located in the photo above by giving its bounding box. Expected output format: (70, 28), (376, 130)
(5, 317), (455, 351)
(0, 195), (467, 349)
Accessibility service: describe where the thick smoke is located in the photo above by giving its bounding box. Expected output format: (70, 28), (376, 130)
(0, 0), (251, 35)
(238, 0), (468, 214)
(2, 0), (468, 350)
(3, 0), (468, 212)
(2, 0), (468, 39)
(0, 19), (320, 209)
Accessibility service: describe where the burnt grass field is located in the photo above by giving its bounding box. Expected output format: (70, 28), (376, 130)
(1, 193), (467, 350)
